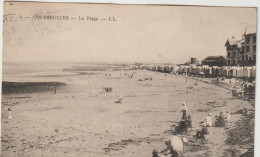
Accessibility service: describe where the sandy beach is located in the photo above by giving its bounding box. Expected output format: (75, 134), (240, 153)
(1, 70), (254, 157)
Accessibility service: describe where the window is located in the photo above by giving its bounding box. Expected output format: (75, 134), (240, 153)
(242, 55), (244, 61)
(253, 36), (256, 43)
(253, 55), (256, 60)
(226, 46), (230, 51)
(228, 60), (230, 65)
(227, 52), (230, 58)
(246, 46), (250, 52)
(246, 55), (248, 61)
(249, 57), (251, 61)
(246, 36), (250, 43)
(232, 52), (236, 57)
(253, 45), (256, 52)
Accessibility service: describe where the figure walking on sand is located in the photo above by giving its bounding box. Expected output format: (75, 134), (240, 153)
(8, 108), (13, 120)
(180, 102), (188, 120)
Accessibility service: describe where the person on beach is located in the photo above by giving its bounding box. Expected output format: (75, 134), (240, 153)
(204, 113), (213, 127)
(180, 102), (188, 120)
(152, 149), (161, 157)
(216, 76), (220, 82)
(185, 115), (192, 132)
(225, 111), (231, 126)
(217, 112), (225, 127)
(8, 108), (12, 120)
(161, 136), (184, 157)
(214, 115), (219, 126)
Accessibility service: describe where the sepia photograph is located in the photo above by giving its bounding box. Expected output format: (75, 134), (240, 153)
(1, 1), (258, 157)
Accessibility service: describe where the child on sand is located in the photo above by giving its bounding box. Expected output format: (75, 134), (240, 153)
(8, 108), (12, 120)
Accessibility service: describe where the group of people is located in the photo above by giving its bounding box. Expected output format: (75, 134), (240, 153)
(203, 111), (231, 127)
(178, 102), (192, 133)
(152, 102), (233, 157)
(103, 87), (112, 92)
(152, 136), (185, 157)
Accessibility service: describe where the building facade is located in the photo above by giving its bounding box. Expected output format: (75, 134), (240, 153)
(225, 37), (243, 66)
(240, 33), (257, 65)
(225, 33), (256, 66)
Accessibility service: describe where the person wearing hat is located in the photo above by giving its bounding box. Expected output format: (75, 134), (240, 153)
(161, 136), (184, 157)
(180, 102), (188, 120)
(152, 149), (160, 157)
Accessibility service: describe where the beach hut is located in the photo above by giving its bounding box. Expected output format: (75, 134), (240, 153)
(168, 65), (173, 73)
(212, 66), (219, 76)
(226, 67), (233, 77)
(183, 66), (188, 73)
(243, 67), (251, 78)
(231, 67), (237, 77)
(164, 65), (172, 73)
(236, 67), (242, 78)
(175, 66), (181, 73)
(250, 66), (256, 78)
(195, 66), (203, 74)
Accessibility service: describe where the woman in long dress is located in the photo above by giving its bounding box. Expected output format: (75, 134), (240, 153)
(180, 102), (188, 120)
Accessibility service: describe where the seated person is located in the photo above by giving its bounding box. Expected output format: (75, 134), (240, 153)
(217, 112), (225, 127)
(204, 113), (212, 127)
(185, 115), (192, 132)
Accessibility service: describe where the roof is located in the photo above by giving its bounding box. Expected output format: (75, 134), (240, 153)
(202, 56), (225, 62)
(244, 32), (256, 36)
(225, 38), (241, 46)
(242, 26), (256, 35)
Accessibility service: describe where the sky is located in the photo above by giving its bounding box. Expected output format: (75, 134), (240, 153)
(3, 2), (257, 64)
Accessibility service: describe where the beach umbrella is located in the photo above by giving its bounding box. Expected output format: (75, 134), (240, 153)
(170, 136), (184, 153)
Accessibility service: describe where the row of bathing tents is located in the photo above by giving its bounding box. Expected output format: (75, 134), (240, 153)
(141, 65), (256, 78)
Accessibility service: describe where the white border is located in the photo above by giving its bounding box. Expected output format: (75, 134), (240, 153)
(0, 0), (259, 156)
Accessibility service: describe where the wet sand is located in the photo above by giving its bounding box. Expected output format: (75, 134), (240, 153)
(1, 70), (254, 157)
